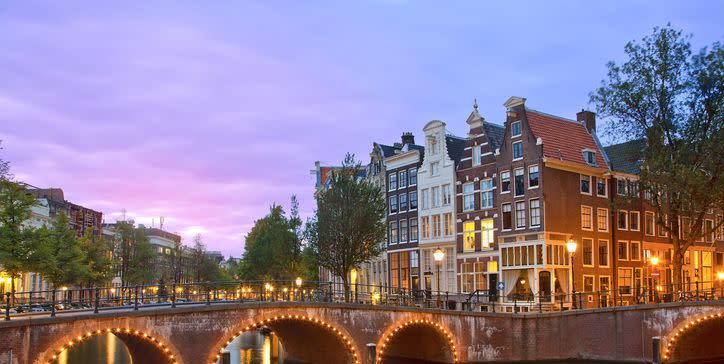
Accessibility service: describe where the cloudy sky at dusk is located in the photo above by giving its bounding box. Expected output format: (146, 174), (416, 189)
(1, 1), (721, 256)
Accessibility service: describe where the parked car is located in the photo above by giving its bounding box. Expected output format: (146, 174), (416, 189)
(1, 306), (17, 314)
(30, 306), (45, 312)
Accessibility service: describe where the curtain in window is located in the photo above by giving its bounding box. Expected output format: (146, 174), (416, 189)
(554, 268), (569, 299)
(503, 269), (521, 297)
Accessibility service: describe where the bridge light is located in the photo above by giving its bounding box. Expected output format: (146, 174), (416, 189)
(295, 277), (303, 287)
(717, 271), (724, 280)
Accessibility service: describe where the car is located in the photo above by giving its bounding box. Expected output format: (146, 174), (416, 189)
(30, 306), (45, 312)
(1, 306), (17, 314)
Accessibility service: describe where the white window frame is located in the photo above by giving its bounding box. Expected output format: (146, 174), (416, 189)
(618, 210), (628, 230)
(480, 178), (494, 209)
(630, 211), (640, 232)
(596, 177), (607, 197)
(500, 170), (511, 194)
(582, 238), (595, 267)
(511, 121), (522, 138)
(512, 140), (523, 161)
(583, 274), (596, 292)
(618, 240), (629, 261)
(514, 168), (525, 197)
(515, 201), (526, 230)
(581, 205), (593, 231)
(598, 239), (610, 268)
(597, 208), (609, 232)
(528, 165), (539, 189)
(442, 184), (451, 206)
(501, 203), (512, 231)
(580, 174), (592, 195)
(529, 199), (541, 227)
(408, 168), (417, 186)
(644, 211), (655, 236)
(630, 241), (641, 261)
(472, 145), (481, 166)
(462, 182), (474, 212)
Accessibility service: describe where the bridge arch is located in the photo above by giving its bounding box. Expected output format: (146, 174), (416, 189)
(209, 313), (360, 364)
(41, 327), (179, 364)
(663, 312), (724, 363)
(377, 319), (458, 363)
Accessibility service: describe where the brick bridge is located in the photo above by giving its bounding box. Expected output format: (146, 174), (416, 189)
(0, 301), (722, 364)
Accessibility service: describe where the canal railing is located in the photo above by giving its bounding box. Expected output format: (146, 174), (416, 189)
(2, 279), (723, 320)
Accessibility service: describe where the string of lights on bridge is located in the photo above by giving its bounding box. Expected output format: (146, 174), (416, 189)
(211, 314), (359, 364)
(45, 327), (177, 364)
(377, 319), (458, 363)
(663, 312), (722, 362)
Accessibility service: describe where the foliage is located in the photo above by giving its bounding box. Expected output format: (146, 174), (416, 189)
(0, 179), (39, 293)
(115, 221), (155, 285)
(78, 229), (114, 287)
(0, 140), (10, 180)
(591, 24), (723, 288)
(35, 212), (86, 287)
(308, 153), (386, 301)
(239, 201), (302, 281)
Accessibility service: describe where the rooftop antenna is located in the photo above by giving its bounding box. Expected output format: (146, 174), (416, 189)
(160, 216), (165, 231)
(121, 208), (127, 221)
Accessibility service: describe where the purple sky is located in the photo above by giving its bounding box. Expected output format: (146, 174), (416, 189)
(1, 1), (721, 257)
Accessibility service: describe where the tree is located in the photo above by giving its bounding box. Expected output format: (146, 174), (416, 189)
(0, 179), (39, 297)
(36, 212), (86, 288)
(591, 25), (723, 290)
(0, 140), (10, 180)
(308, 154), (386, 301)
(125, 225), (155, 285)
(78, 229), (114, 287)
(239, 202), (300, 281)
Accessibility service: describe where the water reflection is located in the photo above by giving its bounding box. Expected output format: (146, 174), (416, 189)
(220, 331), (285, 364)
(52, 333), (131, 364)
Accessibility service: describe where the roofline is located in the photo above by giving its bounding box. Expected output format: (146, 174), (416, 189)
(525, 107), (579, 124)
(542, 157), (609, 176)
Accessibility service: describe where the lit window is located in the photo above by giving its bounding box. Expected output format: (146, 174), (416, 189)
(581, 206), (593, 230)
(463, 221), (476, 252)
(481, 219), (494, 248)
(443, 213), (453, 236)
(597, 208), (609, 231)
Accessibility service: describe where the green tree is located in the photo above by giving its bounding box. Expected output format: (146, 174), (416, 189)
(300, 218), (320, 283)
(36, 212), (86, 288)
(0, 179), (39, 297)
(0, 140), (10, 180)
(308, 154), (386, 301)
(239, 204), (299, 281)
(78, 229), (114, 287)
(125, 225), (155, 285)
(591, 25), (724, 289)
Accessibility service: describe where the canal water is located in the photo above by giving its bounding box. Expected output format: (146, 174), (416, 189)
(52, 331), (285, 364)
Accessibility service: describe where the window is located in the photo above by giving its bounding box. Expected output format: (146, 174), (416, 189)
(618, 241), (629, 261)
(583, 238), (594, 266)
(598, 240), (609, 267)
(429, 137), (438, 154)
(400, 219), (408, 242)
(618, 268), (633, 295)
(389, 222), (398, 244)
(597, 208), (609, 232)
(529, 199), (541, 227)
(431, 186), (440, 207)
(481, 219), (494, 248)
(409, 191), (418, 210)
(421, 189), (429, 209)
(421, 216), (430, 239)
(618, 210), (628, 230)
(409, 168), (417, 185)
(399, 193), (408, 212)
(472, 145), (481, 166)
(583, 275), (595, 292)
(389, 173), (397, 191)
(617, 179), (627, 195)
(432, 215), (441, 238)
(528, 165), (539, 188)
(463, 221), (475, 252)
(511, 121), (522, 137)
(442, 184), (451, 205)
(399, 170), (407, 188)
(705, 219), (715, 242)
(501, 171), (511, 193)
(430, 162), (439, 176)
(645, 212), (655, 236)
(583, 150), (596, 166)
(389, 195), (398, 214)
(515, 201), (526, 229)
(630, 211), (640, 231)
(580, 175), (591, 194)
(514, 168), (525, 196)
(581, 206), (593, 230)
(443, 213), (453, 236)
(462, 183), (474, 211)
(502, 203), (512, 230)
(481, 179), (494, 209)
(512, 141), (523, 160)
(596, 178), (607, 197)
(658, 214), (667, 237)
(628, 180), (638, 196)
(409, 218), (419, 242)
(599, 276), (611, 294)
(410, 251), (419, 268)
(630, 241), (640, 261)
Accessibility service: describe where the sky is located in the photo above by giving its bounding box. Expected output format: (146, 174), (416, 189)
(0, 1), (722, 257)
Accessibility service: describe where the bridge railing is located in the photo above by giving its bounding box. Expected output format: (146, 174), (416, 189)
(2, 279), (723, 320)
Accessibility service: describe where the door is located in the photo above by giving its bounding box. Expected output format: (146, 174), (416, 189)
(488, 274), (499, 302)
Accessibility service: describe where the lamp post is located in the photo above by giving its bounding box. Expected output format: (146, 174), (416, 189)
(566, 240), (578, 309)
(295, 277), (303, 301)
(716, 271), (724, 299)
(433, 247), (445, 309)
(650, 256), (660, 302)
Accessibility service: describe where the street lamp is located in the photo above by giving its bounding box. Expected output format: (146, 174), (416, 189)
(566, 240), (578, 309)
(433, 247), (445, 308)
(717, 272), (724, 299)
(650, 256), (660, 302)
(295, 277), (303, 288)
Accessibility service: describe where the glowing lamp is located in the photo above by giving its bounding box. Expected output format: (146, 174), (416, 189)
(433, 247), (445, 262)
(295, 277), (303, 287)
(566, 240), (577, 254)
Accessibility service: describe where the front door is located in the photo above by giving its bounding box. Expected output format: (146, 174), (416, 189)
(488, 274), (499, 302)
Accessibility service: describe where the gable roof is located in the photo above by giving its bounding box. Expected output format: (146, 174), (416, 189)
(445, 135), (467, 164)
(603, 139), (645, 175)
(483, 122), (505, 151)
(525, 108), (609, 169)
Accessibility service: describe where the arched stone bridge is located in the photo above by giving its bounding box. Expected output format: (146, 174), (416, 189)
(0, 301), (721, 364)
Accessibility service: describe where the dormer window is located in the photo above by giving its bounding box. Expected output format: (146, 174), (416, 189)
(583, 150), (596, 166)
(511, 121), (522, 137)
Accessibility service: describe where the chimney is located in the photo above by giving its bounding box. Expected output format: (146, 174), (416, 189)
(401, 132), (415, 145)
(577, 109), (596, 133)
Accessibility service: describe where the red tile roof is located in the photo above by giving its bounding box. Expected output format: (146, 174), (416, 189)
(525, 109), (608, 169)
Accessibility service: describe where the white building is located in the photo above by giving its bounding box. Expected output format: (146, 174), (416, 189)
(417, 120), (466, 295)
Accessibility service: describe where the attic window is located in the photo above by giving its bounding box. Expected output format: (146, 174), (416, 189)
(511, 121), (522, 137)
(583, 150), (596, 166)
